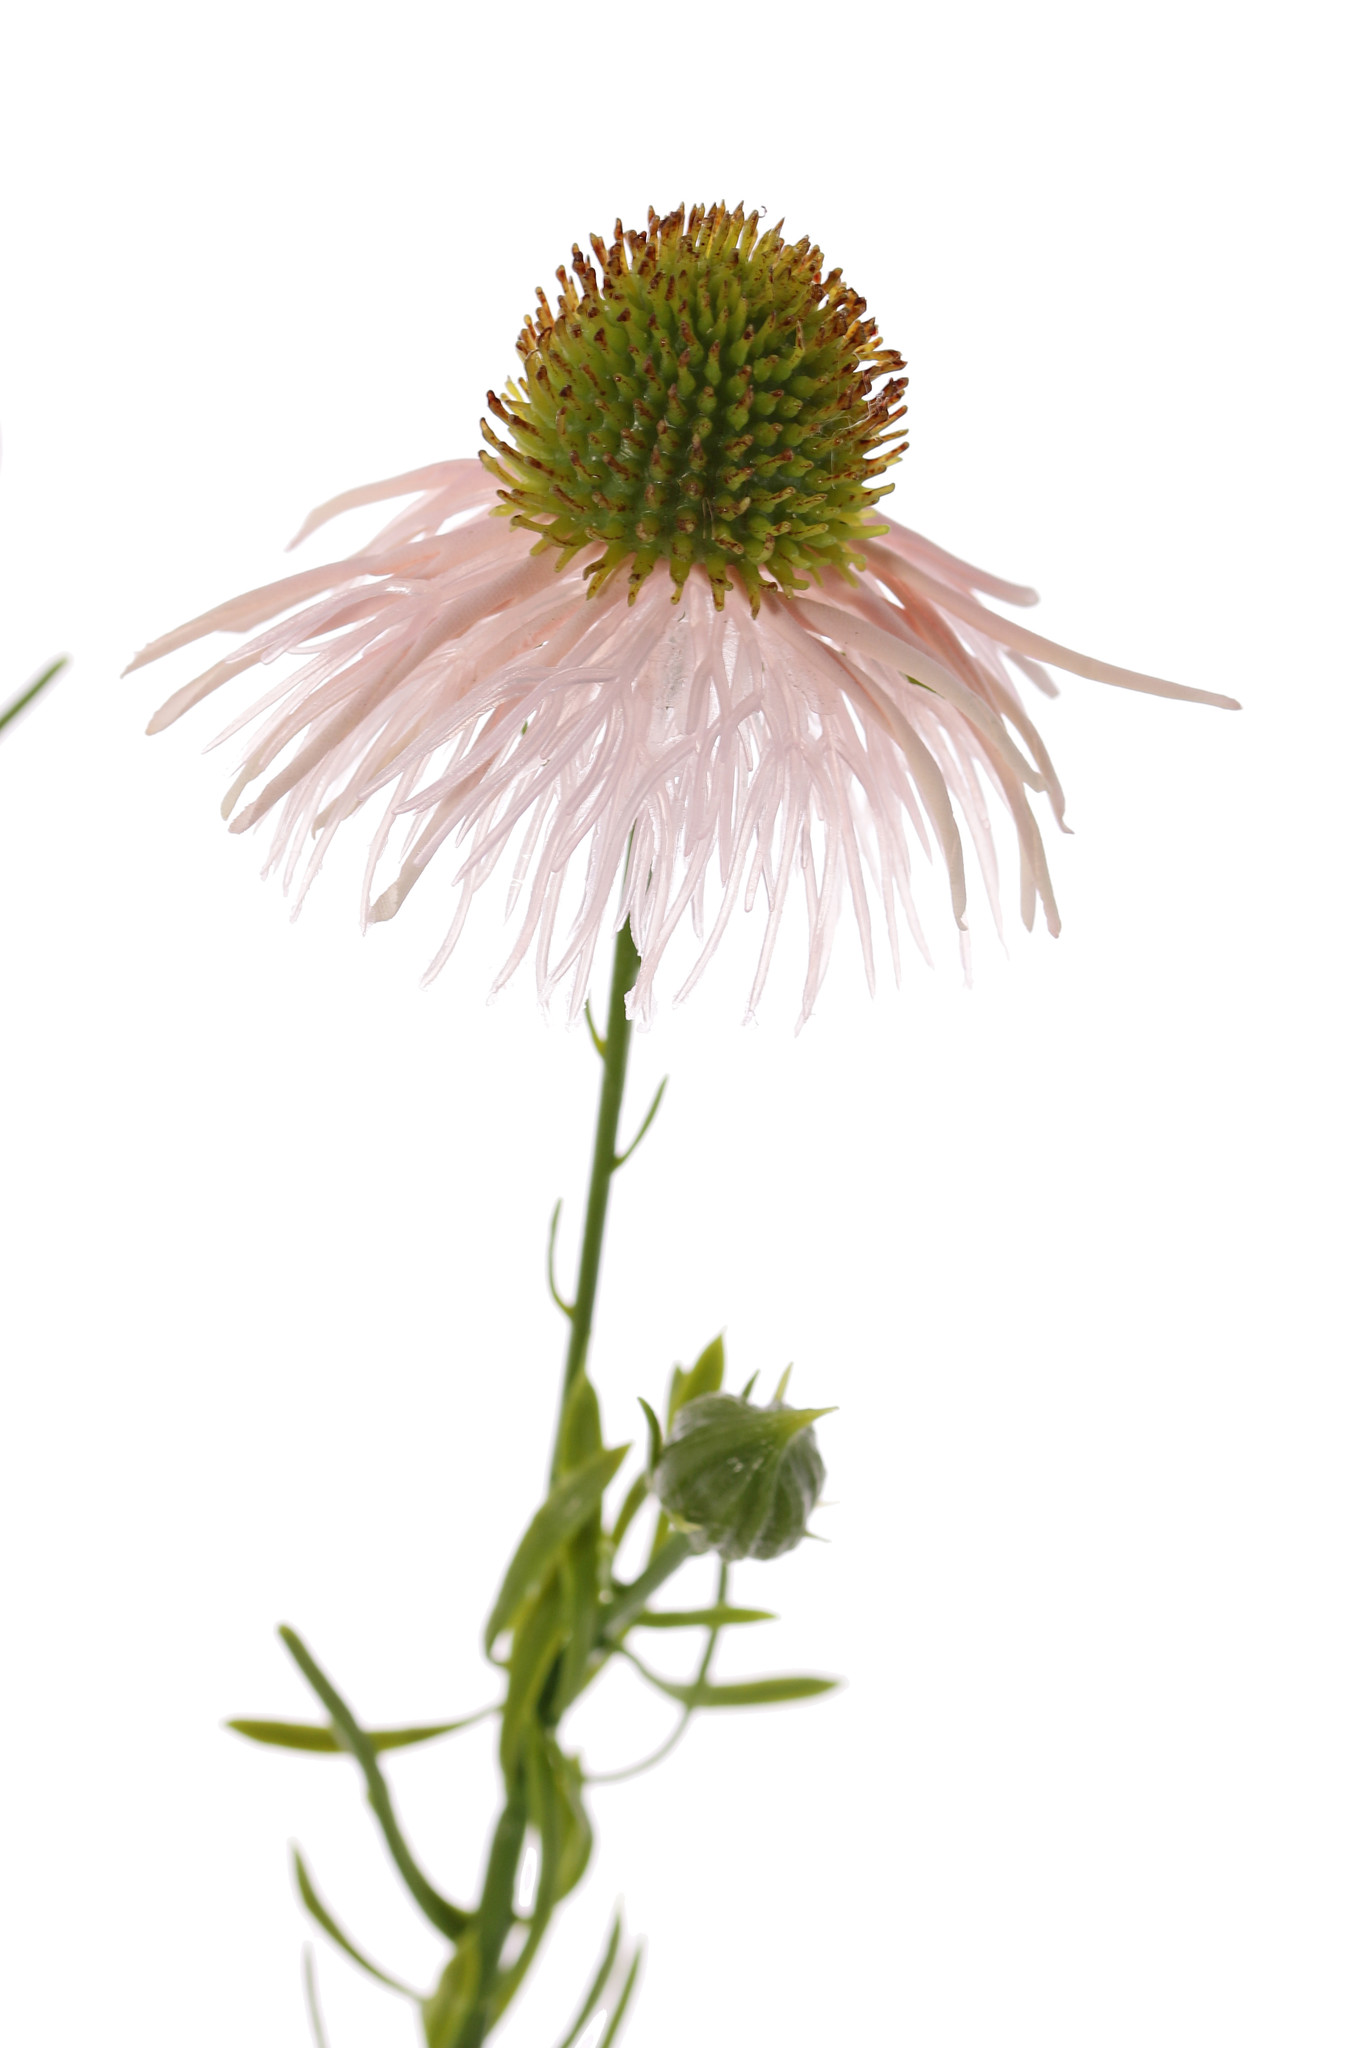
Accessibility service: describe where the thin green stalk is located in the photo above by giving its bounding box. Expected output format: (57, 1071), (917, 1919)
(458, 917), (653, 2043)
(597, 1534), (695, 1645)
(589, 1563), (728, 1785)
(551, 919), (641, 1477)
(0, 656), (67, 737)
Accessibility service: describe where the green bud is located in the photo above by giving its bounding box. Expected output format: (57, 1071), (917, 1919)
(651, 1391), (831, 1562)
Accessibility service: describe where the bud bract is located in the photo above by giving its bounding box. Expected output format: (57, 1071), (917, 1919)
(651, 1391), (829, 1562)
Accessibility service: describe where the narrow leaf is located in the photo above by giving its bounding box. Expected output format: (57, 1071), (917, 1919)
(484, 1444), (628, 1652)
(423, 1934), (481, 2048)
(558, 1372), (603, 1471)
(279, 1628), (470, 1940)
(597, 1945), (642, 2047)
(491, 1720), (565, 2018)
(613, 1075), (667, 1167)
(500, 1579), (566, 1772)
(630, 1605), (775, 1630)
(625, 1645), (838, 1708)
(552, 1911), (622, 2048)
(303, 1948), (330, 2048)
(229, 1710), (493, 1754)
(292, 1848), (419, 1997)
(654, 1673), (839, 1708)
(547, 1736), (594, 1901)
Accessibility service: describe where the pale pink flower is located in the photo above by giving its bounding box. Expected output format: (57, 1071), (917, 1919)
(127, 455), (1237, 1024)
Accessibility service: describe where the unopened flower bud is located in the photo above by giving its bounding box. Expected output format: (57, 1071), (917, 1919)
(651, 1391), (830, 1562)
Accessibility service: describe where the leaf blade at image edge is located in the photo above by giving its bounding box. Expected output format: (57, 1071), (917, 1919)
(228, 1711), (493, 1753)
(292, 1847), (420, 1998)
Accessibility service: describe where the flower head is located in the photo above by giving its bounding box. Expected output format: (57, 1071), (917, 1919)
(128, 202), (1237, 1024)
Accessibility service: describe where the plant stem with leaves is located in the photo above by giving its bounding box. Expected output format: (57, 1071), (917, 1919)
(234, 921), (835, 2047)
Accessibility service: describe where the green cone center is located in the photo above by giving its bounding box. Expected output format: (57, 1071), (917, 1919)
(480, 202), (909, 613)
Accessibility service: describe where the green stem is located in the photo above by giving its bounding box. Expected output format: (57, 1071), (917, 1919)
(459, 1774), (529, 2048)
(551, 919), (641, 1478)
(0, 656), (67, 737)
(460, 919), (651, 2045)
(597, 1534), (695, 1646)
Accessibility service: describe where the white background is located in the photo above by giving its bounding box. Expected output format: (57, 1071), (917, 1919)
(1, 3), (1348, 2044)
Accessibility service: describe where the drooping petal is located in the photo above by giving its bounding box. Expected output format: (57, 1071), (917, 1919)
(131, 472), (1232, 1019)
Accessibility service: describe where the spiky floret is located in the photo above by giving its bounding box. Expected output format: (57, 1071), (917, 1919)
(479, 202), (909, 614)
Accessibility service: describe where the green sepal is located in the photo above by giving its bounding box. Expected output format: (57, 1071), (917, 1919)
(484, 1443), (628, 1653)
(229, 1712), (491, 1754)
(665, 1335), (725, 1427)
(292, 1847), (418, 1998)
(630, 1605), (775, 1630)
(422, 1934), (480, 2048)
(649, 1337), (726, 1564)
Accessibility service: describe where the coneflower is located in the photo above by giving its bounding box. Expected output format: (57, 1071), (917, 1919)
(129, 203), (1235, 1024)
(139, 205), (1239, 2048)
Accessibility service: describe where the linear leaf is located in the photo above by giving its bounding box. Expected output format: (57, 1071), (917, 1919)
(279, 1628), (470, 1939)
(627, 1647), (838, 1709)
(558, 1371), (603, 1471)
(661, 1674), (838, 1708)
(292, 1848), (419, 1997)
(597, 1945), (642, 2047)
(303, 1949), (330, 2048)
(499, 1580), (565, 1774)
(490, 1724), (564, 2021)
(422, 1934), (480, 2048)
(551, 1911), (622, 2048)
(553, 1518), (603, 1717)
(631, 1605), (775, 1630)
(484, 1444), (628, 1652)
(229, 1710), (493, 1754)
